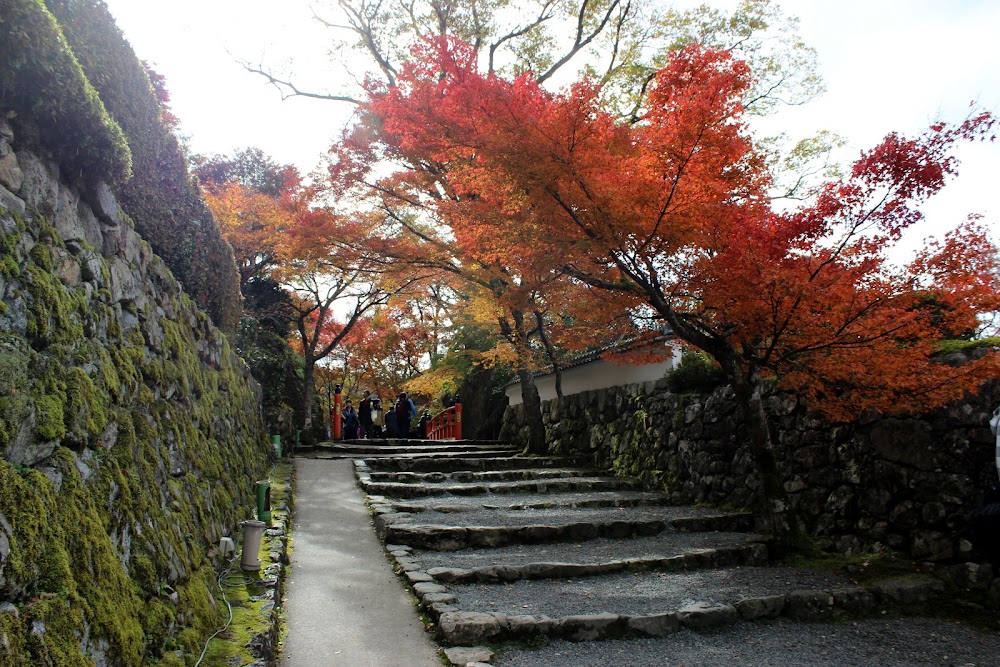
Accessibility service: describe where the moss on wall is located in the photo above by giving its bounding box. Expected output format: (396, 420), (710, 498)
(0, 0), (131, 184)
(42, 0), (242, 336)
(0, 153), (269, 664)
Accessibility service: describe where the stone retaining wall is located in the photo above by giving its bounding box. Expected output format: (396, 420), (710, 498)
(501, 374), (1000, 562)
(0, 121), (270, 664)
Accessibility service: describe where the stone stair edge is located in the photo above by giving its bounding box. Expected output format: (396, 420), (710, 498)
(419, 541), (771, 583)
(357, 477), (645, 499)
(425, 575), (947, 646)
(373, 511), (755, 551)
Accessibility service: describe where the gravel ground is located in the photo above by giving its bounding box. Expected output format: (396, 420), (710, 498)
(492, 617), (1000, 667)
(450, 566), (851, 617)
(411, 532), (762, 570)
(393, 504), (737, 528)
(392, 490), (674, 512)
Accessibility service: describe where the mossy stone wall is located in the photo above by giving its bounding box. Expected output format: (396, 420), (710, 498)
(502, 371), (1000, 563)
(0, 124), (270, 665)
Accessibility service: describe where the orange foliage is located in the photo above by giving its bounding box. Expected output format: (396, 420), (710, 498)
(354, 37), (1000, 421)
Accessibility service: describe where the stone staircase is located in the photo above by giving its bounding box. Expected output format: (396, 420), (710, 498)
(350, 442), (967, 666)
(312, 438), (517, 460)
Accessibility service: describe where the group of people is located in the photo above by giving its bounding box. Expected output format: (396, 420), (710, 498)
(340, 390), (430, 439)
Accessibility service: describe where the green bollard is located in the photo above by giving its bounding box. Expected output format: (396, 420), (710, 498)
(256, 480), (271, 523)
(271, 434), (282, 458)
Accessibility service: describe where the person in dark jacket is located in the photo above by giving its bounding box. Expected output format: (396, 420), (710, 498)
(418, 410), (430, 439)
(358, 390), (373, 439)
(385, 407), (397, 438)
(394, 392), (413, 438)
(342, 399), (359, 440)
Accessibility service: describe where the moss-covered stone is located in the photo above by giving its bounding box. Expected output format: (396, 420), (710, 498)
(0, 152), (269, 663)
(0, 0), (131, 184)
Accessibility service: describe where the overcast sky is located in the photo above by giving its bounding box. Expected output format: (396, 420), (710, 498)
(102, 0), (999, 257)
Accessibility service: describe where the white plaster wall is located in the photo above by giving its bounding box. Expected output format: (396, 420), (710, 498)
(506, 343), (682, 405)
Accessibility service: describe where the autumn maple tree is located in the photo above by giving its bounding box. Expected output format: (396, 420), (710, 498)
(199, 148), (434, 433)
(346, 37), (1000, 542)
(328, 80), (644, 452)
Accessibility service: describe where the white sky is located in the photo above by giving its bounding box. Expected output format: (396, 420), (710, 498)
(102, 0), (999, 257)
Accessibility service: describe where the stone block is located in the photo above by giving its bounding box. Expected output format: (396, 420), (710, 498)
(502, 614), (557, 636)
(54, 251), (81, 287)
(0, 151), (23, 192)
(395, 557), (422, 571)
(426, 567), (469, 582)
(831, 586), (874, 612)
(0, 183), (25, 218)
(52, 184), (82, 243)
(944, 562), (994, 592)
(438, 612), (503, 645)
(413, 582), (447, 595)
(910, 530), (954, 561)
(783, 590), (834, 620)
(421, 592), (456, 605)
(75, 200), (103, 249)
(676, 602), (737, 629)
(872, 576), (945, 606)
(735, 595), (785, 619)
(627, 613), (680, 636)
(443, 646), (494, 667)
(560, 612), (621, 641)
(85, 181), (121, 227)
(16, 152), (58, 215)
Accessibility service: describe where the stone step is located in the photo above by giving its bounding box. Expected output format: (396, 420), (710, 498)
(360, 475), (644, 499)
(320, 440), (518, 455)
(362, 455), (594, 473)
(366, 468), (597, 484)
(404, 533), (769, 584)
(301, 450), (523, 461)
(385, 490), (680, 514)
(400, 559), (948, 645)
(373, 505), (755, 550)
(488, 617), (1000, 667)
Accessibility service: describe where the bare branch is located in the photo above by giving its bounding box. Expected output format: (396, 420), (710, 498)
(538, 0), (622, 84)
(236, 58), (363, 103)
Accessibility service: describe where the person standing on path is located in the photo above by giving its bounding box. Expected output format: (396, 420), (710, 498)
(395, 392), (415, 438)
(358, 390), (373, 439)
(370, 397), (385, 438)
(342, 399), (360, 440)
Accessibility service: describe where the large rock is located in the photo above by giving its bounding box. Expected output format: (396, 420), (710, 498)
(15, 153), (59, 215)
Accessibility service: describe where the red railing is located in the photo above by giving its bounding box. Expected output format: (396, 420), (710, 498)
(427, 403), (462, 440)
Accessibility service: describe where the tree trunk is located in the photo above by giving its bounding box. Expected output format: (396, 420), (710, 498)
(301, 359), (315, 432)
(503, 308), (547, 455)
(535, 310), (563, 398)
(730, 373), (804, 552)
(517, 366), (547, 455)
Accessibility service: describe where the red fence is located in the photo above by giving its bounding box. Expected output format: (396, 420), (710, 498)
(427, 403), (462, 440)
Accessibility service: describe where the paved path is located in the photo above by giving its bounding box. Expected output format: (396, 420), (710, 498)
(282, 458), (441, 667)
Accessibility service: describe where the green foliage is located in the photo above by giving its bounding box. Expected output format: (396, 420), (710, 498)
(42, 0), (241, 336)
(236, 277), (303, 436)
(666, 350), (727, 393)
(0, 0), (132, 184)
(934, 337), (1000, 355)
(194, 146), (300, 198)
